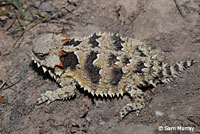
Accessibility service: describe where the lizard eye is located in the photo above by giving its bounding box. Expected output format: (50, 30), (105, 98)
(35, 53), (49, 60)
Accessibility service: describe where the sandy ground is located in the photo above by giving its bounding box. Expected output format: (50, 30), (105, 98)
(0, 0), (200, 133)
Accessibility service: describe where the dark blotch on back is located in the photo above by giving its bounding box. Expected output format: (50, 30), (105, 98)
(182, 60), (195, 69)
(88, 33), (101, 48)
(158, 61), (163, 67)
(111, 34), (125, 51)
(173, 64), (179, 73)
(108, 54), (118, 66)
(63, 39), (82, 47)
(133, 61), (146, 73)
(158, 71), (164, 79)
(165, 65), (171, 75)
(182, 61), (188, 69)
(122, 56), (130, 64)
(111, 68), (123, 85)
(85, 51), (101, 84)
(60, 51), (79, 70)
(190, 60), (195, 65)
(135, 46), (147, 57)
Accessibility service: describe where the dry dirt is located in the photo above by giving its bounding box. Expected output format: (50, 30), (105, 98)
(0, 0), (200, 134)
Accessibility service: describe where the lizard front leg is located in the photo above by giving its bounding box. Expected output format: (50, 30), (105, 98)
(37, 77), (76, 104)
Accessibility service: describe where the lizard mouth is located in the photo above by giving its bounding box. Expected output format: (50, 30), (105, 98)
(32, 56), (59, 81)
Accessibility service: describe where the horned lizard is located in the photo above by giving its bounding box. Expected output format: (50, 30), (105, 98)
(32, 32), (195, 118)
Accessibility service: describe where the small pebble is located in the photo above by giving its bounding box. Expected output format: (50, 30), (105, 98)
(162, 46), (172, 52)
(182, 0), (190, 4)
(155, 36), (161, 41)
(155, 110), (164, 117)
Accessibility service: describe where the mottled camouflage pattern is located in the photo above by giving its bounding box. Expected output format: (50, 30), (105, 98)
(32, 32), (195, 118)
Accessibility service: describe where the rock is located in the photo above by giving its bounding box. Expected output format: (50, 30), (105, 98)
(0, 16), (9, 21)
(33, 1), (41, 8)
(161, 46), (172, 52)
(39, 2), (53, 12)
(64, 2), (76, 12)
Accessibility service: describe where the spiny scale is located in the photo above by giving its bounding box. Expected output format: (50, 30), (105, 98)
(32, 32), (196, 118)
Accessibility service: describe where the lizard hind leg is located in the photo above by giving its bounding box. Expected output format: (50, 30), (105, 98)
(37, 78), (76, 104)
(120, 86), (145, 119)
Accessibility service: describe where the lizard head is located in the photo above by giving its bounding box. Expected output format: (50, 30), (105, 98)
(32, 33), (63, 71)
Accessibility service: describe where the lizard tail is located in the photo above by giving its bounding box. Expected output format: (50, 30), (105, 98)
(153, 59), (196, 83)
